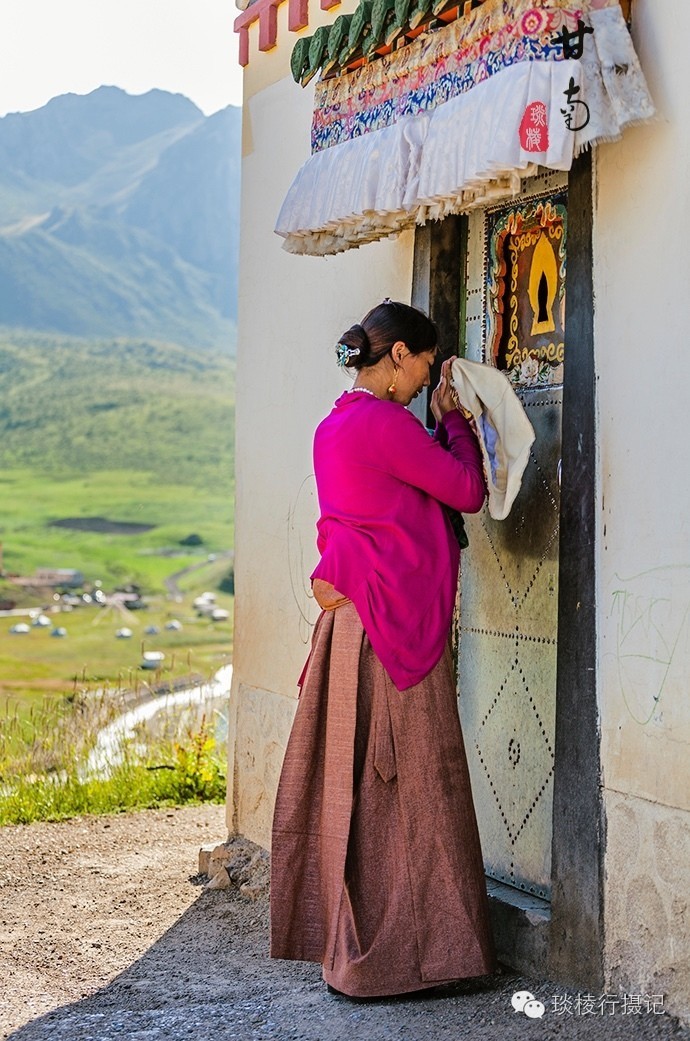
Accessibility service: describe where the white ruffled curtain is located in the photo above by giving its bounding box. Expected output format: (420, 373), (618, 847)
(275, 3), (654, 256)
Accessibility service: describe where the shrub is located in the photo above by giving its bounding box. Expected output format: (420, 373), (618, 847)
(179, 533), (204, 546)
(0, 693), (226, 826)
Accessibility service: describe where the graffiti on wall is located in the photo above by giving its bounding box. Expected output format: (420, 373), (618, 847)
(608, 565), (690, 726)
(286, 473), (319, 646)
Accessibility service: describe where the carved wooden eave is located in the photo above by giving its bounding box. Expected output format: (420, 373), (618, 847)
(234, 0), (631, 71)
(234, 0), (339, 66)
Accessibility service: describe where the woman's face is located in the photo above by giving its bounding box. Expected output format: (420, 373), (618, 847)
(394, 345), (438, 406)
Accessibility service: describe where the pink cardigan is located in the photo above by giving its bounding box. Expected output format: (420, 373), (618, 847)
(311, 391), (486, 690)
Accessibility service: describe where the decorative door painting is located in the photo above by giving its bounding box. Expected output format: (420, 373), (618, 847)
(459, 184), (565, 899)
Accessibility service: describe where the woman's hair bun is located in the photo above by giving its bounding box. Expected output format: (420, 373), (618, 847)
(335, 323), (371, 368)
(334, 301), (437, 370)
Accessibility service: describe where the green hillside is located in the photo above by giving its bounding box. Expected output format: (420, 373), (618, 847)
(0, 330), (234, 591)
(0, 222), (231, 346)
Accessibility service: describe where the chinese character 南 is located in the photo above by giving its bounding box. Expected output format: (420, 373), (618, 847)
(561, 77), (590, 132)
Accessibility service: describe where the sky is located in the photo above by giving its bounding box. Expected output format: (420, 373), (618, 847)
(0, 0), (243, 118)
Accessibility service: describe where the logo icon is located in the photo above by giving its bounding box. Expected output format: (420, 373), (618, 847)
(512, 991), (546, 1018)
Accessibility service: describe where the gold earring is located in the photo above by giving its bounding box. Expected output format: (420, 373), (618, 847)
(388, 364), (398, 396)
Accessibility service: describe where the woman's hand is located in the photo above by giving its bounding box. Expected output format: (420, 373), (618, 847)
(431, 356), (458, 422)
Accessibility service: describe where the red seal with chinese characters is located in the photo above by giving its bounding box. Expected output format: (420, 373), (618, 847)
(519, 101), (549, 152)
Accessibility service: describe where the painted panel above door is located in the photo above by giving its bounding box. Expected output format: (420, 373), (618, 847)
(486, 192), (566, 386)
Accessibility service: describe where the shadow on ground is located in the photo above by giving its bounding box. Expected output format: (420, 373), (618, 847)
(7, 880), (688, 1041)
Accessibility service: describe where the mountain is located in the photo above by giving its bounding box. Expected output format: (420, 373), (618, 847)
(119, 108), (241, 319)
(0, 87), (240, 347)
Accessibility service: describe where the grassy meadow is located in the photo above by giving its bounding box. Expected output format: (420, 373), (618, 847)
(0, 468), (232, 591)
(0, 329), (234, 489)
(0, 330), (235, 734)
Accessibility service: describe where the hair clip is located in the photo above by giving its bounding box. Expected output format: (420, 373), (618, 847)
(382, 297), (392, 304)
(336, 343), (361, 367)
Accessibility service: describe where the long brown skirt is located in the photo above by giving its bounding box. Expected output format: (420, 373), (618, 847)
(270, 602), (495, 998)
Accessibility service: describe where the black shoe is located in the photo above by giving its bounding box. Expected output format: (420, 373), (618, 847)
(325, 984), (373, 1003)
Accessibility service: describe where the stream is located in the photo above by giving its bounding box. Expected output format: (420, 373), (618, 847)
(86, 663), (233, 776)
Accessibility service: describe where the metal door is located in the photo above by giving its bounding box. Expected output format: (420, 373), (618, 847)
(458, 175), (566, 899)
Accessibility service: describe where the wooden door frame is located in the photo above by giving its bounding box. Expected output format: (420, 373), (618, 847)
(412, 152), (603, 987)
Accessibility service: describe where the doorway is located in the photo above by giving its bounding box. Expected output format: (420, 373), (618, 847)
(459, 174), (566, 901)
(412, 153), (604, 984)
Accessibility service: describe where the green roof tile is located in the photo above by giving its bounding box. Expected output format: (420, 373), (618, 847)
(308, 25), (331, 72)
(408, 0), (433, 29)
(366, 0), (396, 54)
(290, 0), (468, 83)
(328, 13), (354, 60)
(290, 36), (311, 83)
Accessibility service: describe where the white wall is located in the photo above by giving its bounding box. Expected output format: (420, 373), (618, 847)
(230, 0), (690, 1017)
(594, 0), (690, 1018)
(230, 14), (415, 844)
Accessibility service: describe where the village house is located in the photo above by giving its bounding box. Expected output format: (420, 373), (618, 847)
(10, 566), (86, 593)
(33, 567), (85, 588)
(228, 0), (689, 1020)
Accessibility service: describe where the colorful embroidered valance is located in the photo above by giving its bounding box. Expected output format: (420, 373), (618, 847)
(311, 1), (580, 151)
(275, 0), (654, 256)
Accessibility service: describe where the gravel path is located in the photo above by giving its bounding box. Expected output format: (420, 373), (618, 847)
(0, 806), (687, 1041)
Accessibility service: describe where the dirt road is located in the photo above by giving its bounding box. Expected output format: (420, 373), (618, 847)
(0, 806), (687, 1041)
(163, 551), (233, 600)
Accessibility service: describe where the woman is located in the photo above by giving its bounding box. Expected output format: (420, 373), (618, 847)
(270, 300), (495, 998)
